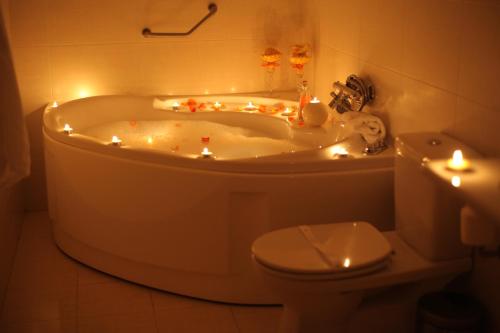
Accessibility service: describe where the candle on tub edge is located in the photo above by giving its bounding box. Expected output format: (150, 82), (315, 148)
(63, 123), (73, 135)
(201, 147), (213, 158)
(111, 135), (122, 146)
(172, 101), (180, 111)
(447, 150), (471, 171)
(243, 101), (257, 111)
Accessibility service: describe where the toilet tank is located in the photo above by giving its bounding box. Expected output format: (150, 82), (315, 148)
(395, 133), (481, 261)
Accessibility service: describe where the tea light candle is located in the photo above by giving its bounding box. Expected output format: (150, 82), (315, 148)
(447, 150), (471, 171)
(51, 101), (59, 108)
(172, 101), (180, 111)
(331, 146), (349, 158)
(201, 147), (213, 158)
(212, 101), (222, 111)
(111, 135), (122, 146)
(281, 107), (294, 116)
(63, 123), (73, 135)
(243, 102), (257, 111)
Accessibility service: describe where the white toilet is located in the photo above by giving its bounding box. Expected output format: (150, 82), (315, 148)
(251, 133), (480, 333)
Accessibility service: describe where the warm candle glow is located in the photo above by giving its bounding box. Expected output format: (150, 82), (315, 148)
(330, 146), (349, 157)
(78, 90), (90, 98)
(343, 258), (351, 268)
(310, 96), (320, 104)
(451, 175), (461, 188)
(111, 135), (122, 146)
(172, 101), (180, 111)
(281, 107), (293, 116)
(51, 101), (59, 108)
(244, 102), (257, 111)
(447, 149), (471, 171)
(63, 123), (73, 134)
(201, 147), (213, 158)
(147, 136), (153, 144)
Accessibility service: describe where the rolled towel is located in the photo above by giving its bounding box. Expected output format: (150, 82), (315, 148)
(340, 111), (386, 145)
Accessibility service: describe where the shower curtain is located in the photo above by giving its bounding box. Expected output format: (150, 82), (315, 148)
(0, 5), (30, 189)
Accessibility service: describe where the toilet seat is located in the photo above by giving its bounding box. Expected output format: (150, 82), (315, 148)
(252, 222), (392, 279)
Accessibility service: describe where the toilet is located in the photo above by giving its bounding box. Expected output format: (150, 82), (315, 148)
(251, 133), (480, 333)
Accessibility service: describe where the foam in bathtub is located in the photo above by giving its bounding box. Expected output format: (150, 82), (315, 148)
(80, 120), (309, 159)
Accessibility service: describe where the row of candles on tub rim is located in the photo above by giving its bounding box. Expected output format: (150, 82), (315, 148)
(62, 123), (214, 158)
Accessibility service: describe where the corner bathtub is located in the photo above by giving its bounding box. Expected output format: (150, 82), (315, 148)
(43, 95), (394, 304)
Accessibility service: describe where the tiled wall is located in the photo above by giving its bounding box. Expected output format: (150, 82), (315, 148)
(0, 1), (24, 312)
(314, 0), (500, 157)
(8, 0), (315, 210)
(313, 1), (500, 331)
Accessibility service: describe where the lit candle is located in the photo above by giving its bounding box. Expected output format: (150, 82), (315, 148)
(447, 149), (471, 171)
(331, 146), (349, 158)
(281, 107), (294, 116)
(147, 136), (153, 144)
(310, 96), (320, 104)
(63, 123), (73, 135)
(51, 101), (59, 108)
(201, 147), (213, 158)
(111, 135), (122, 146)
(172, 101), (180, 111)
(343, 258), (351, 268)
(212, 101), (222, 111)
(243, 101), (257, 111)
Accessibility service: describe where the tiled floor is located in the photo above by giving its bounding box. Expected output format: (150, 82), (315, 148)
(0, 212), (282, 333)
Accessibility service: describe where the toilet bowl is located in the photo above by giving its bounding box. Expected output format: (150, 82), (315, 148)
(251, 132), (479, 333)
(252, 224), (471, 333)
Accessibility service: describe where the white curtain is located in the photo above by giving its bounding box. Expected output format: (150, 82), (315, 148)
(0, 5), (30, 189)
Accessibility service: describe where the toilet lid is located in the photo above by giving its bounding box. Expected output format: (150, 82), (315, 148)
(252, 222), (392, 274)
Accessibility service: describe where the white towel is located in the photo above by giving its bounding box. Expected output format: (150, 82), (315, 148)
(340, 111), (386, 145)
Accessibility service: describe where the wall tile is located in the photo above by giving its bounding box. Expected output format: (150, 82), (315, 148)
(458, 1), (500, 111)
(50, 44), (142, 102)
(452, 97), (500, 157)
(359, 0), (405, 72)
(318, 0), (361, 56)
(9, 0), (49, 47)
(402, 0), (463, 92)
(11, 46), (52, 113)
(392, 76), (457, 136)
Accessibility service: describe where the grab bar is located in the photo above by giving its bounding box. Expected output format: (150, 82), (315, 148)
(142, 3), (218, 37)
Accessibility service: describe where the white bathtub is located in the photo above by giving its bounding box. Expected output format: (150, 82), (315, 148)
(43, 95), (394, 304)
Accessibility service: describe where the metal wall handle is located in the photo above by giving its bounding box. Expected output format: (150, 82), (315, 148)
(142, 3), (218, 37)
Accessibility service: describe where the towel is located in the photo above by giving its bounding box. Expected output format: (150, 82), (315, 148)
(340, 111), (386, 145)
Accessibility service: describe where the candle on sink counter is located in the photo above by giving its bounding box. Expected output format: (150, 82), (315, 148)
(447, 150), (471, 171)
(212, 101), (223, 111)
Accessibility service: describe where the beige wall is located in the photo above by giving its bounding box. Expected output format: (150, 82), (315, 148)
(8, 0), (314, 210)
(314, 0), (500, 157)
(313, 0), (500, 331)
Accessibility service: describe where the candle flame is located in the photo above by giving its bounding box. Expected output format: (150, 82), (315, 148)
(214, 101), (221, 108)
(452, 150), (463, 165)
(343, 258), (351, 268)
(51, 101), (59, 108)
(63, 123), (72, 131)
(310, 96), (320, 103)
(147, 136), (153, 144)
(112, 135), (121, 144)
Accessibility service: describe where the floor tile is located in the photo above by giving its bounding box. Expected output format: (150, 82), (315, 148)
(231, 305), (282, 333)
(155, 303), (238, 333)
(78, 280), (154, 317)
(78, 312), (158, 333)
(0, 319), (77, 333)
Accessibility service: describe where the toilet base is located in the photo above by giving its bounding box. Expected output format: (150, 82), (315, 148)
(276, 290), (364, 333)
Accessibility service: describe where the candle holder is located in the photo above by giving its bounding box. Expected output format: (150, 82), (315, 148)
(446, 150), (472, 172)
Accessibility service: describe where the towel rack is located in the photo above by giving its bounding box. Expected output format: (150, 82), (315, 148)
(142, 3), (218, 37)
